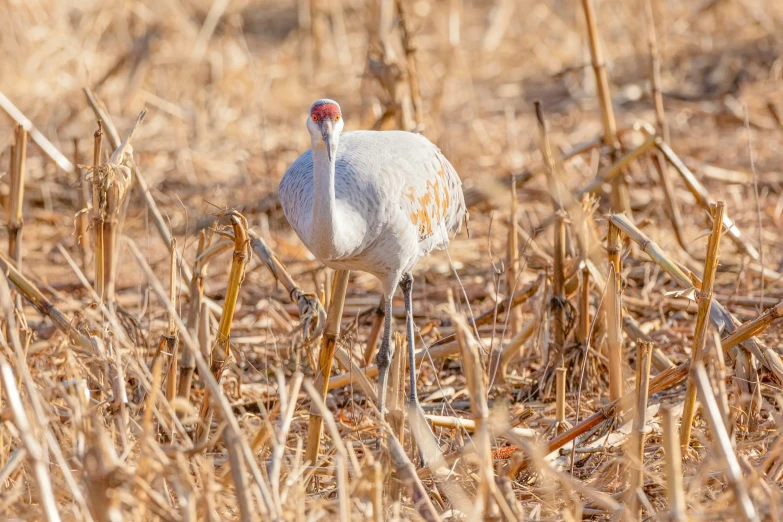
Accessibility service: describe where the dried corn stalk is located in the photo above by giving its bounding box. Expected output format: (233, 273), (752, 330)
(83, 110), (146, 306)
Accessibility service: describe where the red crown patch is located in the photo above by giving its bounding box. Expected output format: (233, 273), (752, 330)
(311, 103), (341, 120)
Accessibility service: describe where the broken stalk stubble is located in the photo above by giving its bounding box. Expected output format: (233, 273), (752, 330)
(606, 222), (624, 402)
(198, 212), (249, 441)
(7, 126), (27, 272)
(628, 340), (652, 519)
(680, 202), (725, 450)
(305, 269), (350, 472)
(165, 239), (180, 403)
(179, 229), (212, 399)
(579, 0), (629, 214)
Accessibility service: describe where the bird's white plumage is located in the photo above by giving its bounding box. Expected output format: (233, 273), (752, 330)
(279, 100), (466, 439)
(278, 130), (466, 288)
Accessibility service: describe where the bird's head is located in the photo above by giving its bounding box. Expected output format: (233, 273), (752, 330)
(307, 99), (343, 162)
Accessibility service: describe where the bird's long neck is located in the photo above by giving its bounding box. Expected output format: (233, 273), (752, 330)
(309, 144), (344, 259)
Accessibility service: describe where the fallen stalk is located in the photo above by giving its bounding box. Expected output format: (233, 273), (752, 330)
(633, 121), (761, 263)
(658, 138), (759, 261)
(609, 212), (783, 379)
(693, 364), (759, 521)
(0, 357), (60, 522)
(533, 134), (657, 236)
(491, 311), (539, 383)
(329, 328), (478, 390)
(126, 237), (277, 519)
(0, 250), (92, 350)
(450, 299), (493, 514)
(501, 304), (783, 467)
(388, 434), (441, 522)
(722, 300), (783, 348)
(429, 274), (544, 349)
(329, 276), (541, 390)
(424, 414), (534, 438)
(0, 89), (74, 173)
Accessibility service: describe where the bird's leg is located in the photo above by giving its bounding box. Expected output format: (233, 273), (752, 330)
(374, 291), (395, 448)
(399, 273), (420, 409)
(400, 272), (436, 463)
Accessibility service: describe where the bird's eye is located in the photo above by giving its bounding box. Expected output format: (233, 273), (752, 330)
(312, 115), (319, 122)
(335, 115), (340, 121)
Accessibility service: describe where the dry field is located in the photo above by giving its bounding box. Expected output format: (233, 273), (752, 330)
(1, 0), (783, 520)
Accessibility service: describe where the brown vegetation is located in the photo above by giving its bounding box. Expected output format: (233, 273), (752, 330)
(1, 0), (783, 520)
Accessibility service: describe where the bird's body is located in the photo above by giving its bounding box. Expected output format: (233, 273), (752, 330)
(279, 130), (465, 284)
(279, 100), (466, 449)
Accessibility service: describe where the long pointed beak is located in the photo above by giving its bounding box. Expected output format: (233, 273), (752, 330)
(323, 132), (333, 163)
(320, 120), (335, 162)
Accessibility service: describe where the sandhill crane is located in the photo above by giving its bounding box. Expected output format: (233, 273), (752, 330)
(279, 99), (466, 433)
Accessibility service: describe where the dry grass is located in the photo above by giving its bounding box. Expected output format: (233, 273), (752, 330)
(1, 0), (783, 520)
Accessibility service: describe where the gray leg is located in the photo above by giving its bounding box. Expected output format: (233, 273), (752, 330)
(375, 291), (395, 434)
(400, 272), (436, 464)
(399, 273), (419, 408)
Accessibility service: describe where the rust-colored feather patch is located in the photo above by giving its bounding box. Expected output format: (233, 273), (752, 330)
(403, 163), (459, 241)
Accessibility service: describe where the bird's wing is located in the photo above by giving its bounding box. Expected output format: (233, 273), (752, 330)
(278, 149), (314, 241)
(394, 136), (466, 254)
(281, 131), (466, 262)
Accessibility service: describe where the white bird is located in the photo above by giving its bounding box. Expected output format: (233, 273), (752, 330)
(279, 99), (466, 430)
